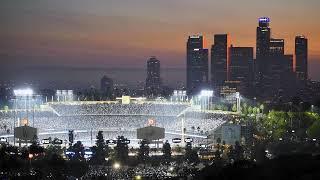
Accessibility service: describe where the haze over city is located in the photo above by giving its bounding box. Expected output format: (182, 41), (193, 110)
(1, 0), (320, 88)
(2, 1), (320, 179)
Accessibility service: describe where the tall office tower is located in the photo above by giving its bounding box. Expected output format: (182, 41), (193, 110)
(256, 17), (271, 58)
(229, 46), (254, 97)
(295, 35), (308, 81)
(211, 34), (230, 94)
(100, 75), (114, 99)
(268, 38), (285, 90)
(146, 56), (161, 96)
(255, 17), (272, 99)
(186, 35), (209, 95)
(277, 55), (295, 101)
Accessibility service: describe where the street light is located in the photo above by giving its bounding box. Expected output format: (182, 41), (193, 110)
(113, 162), (121, 169)
(169, 166), (174, 171)
(28, 153), (33, 167)
(135, 175), (142, 180)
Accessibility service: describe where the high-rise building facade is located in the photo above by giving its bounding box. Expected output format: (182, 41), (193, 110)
(295, 35), (308, 81)
(146, 56), (161, 96)
(186, 35), (209, 95)
(268, 39), (285, 93)
(255, 17), (272, 99)
(100, 75), (113, 99)
(255, 17), (295, 101)
(229, 46), (254, 97)
(269, 38), (284, 56)
(256, 17), (271, 58)
(211, 34), (230, 94)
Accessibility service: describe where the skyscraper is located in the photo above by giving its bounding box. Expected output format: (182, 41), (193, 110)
(255, 17), (295, 101)
(256, 17), (271, 58)
(229, 46), (254, 97)
(100, 75), (113, 99)
(211, 34), (230, 94)
(255, 17), (272, 99)
(268, 38), (285, 92)
(186, 35), (209, 95)
(295, 35), (308, 81)
(145, 56), (161, 96)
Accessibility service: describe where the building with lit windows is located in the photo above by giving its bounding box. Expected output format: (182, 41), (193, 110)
(211, 34), (230, 95)
(145, 56), (161, 96)
(255, 17), (295, 101)
(186, 35), (209, 95)
(229, 46), (254, 97)
(295, 35), (308, 81)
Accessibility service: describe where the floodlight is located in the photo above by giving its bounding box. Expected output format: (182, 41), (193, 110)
(13, 88), (33, 96)
(235, 92), (240, 98)
(199, 90), (213, 97)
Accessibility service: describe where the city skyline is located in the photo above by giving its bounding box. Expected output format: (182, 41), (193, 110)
(1, 0), (320, 85)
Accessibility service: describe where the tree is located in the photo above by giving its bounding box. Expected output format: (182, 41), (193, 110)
(227, 145), (235, 163)
(248, 106), (253, 115)
(46, 145), (63, 158)
(232, 104), (237, 112)
(252, 107), (258, 115)
(185, 142), (199, 163)
(191, 126), (195, 132)
(214, 137), (222, 159)
(260, 104), (265, 114)
(29, 135), (44, 155)
(68, 141), (85, 161)
(0, 144), (20, 170)
(253, 142), (267, 164)
(214, 148), (221, 160)
(162, 140), (171, 163)
(45, 148), (67, 179)
(91, 131), (108, 164)
(307, 119), (320, 139)
(242, 103), (248, 115)
(263, 111), (289, 139)
(138, 139), (149, 163)
(114, 136), (129, 163)
(233, 141), (244, 161)
(216, 137), (221, 144)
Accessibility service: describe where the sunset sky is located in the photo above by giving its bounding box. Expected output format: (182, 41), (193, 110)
(1, 0), (320, 87)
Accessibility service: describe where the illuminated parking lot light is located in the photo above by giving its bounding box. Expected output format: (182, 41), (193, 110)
(169, 166), (174, 171)
(135, 175), (142, 180)
(113, 162), (121, 169)
(28, 154), (34, 159)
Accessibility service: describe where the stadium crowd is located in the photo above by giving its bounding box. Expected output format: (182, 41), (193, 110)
(0, 102), (234, 146)
(49, 103), (188, 116)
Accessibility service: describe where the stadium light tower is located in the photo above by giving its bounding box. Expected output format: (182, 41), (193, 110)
(13, 88), (34, 97)
(199, 90), (213, 111)
(236, 92), (241, 113)
(13, 88), (34, 115)
(13, 88), (34, 145)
